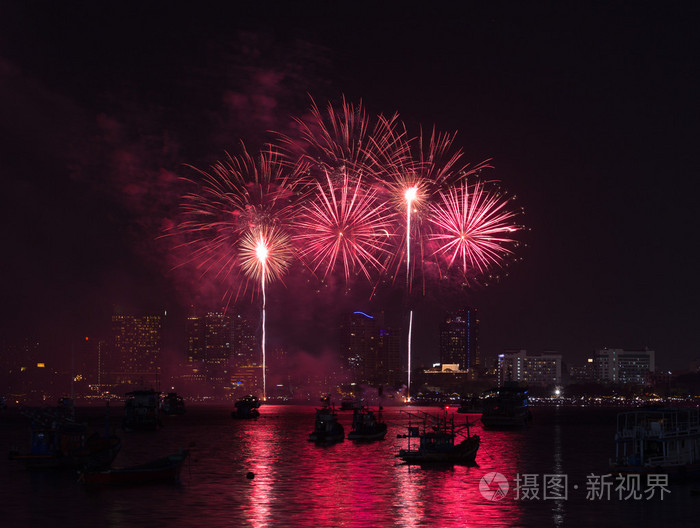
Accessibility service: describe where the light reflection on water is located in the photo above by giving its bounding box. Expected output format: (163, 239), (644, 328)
(0, 405), (696, 527)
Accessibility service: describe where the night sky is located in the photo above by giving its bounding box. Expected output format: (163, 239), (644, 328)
(1, 2), (698, 371)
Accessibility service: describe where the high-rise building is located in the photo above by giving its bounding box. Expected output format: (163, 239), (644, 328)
(439, 308), (479, 370)
(594, 348), (655, 384)
(497, 350), (562, 386)
(185, 311), (234, 383)
(233, 314), (258, 366)
(340, 311), (378, 385)
(111, 314), (164, 387)
(339, 311), (401, 387)
(377, 324), (402, 387)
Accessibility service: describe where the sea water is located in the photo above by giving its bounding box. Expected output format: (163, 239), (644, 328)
(0, 405), (696, 527)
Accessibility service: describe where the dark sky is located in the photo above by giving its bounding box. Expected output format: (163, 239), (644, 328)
(1, 2), (698, 371)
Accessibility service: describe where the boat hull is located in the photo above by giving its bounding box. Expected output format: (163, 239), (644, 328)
(80, 450), (190, 485)
(397, 435), (480, 466)
(9, 434), (121, 471)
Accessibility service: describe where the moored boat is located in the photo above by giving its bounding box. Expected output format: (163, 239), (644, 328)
(480, 382), (532, 429)
(610, 408), (700, 481)
(231, 395), (261, 419)
(309, 401), (344, 444)
(347, 405), (387, 441)
(9, 407), (121, 471)
(397, 410), (480, 465)
(123, 389), (162, 431)
(79, 449), (190, 485)
(161, 392), (186, 415)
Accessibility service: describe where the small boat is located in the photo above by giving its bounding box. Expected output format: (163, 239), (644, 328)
(397, 410), (480, 465)
(123, 389), (162, 431)
(347, 406), (387, 441)
(9, 408), (121, 471)
(231, 395), (261, 419)
(308, 401), (344, 444)
(610, 408), (700, 481)
(480, 382), (532, 429)
(457, 396), (483, 414)
(340, 396), (361, 411)
(161, 392), (186, 416)
(79, 449), (190, 485)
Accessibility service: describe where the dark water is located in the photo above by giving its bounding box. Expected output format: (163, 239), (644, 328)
(1, 405), (697, 527)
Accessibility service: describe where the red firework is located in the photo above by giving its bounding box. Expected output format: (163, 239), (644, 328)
(239, 226), (293, 285)
(380, 128), (492, 289)
(427, 178), (523, 281)
(173, 145), (296, 302)
(278, 96), (410, 186)
(292, 169), (395, 282)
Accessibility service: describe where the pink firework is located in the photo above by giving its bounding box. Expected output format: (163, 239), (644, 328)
(380, 128), (491, 290)
(293, 169), (395, 283)
(174, 145), (296, 302)
(427, 179), (523, 281)
(278, 96), (410, 186)
(239, 226), (293, 285)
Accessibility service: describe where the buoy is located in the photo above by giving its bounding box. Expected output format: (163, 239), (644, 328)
(246, 472), (255, 479)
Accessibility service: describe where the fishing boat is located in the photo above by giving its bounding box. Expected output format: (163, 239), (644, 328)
(308, 401), (344, 444)
(79, 449), (190, 485)
(161, 392), (186, 415)
(397, 410), (480, 465)
(9, 408), (121, 470)
(610, 408), (700, 481)
(231, 395), (261, 419)
(340, 396), (361, 411)
(123, 389), (162, 431)
(347, 405), (387, 441)
(480, 382), (532, 429)
(457, 396), (483, 414)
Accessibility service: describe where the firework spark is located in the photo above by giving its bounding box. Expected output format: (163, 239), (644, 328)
(381, 129), (492, 289)
(428, 179), (522, 280)
(239, 227), (293, 285)
(278, 96), (410, 188)
(292, 170), (395, 283)
(174, 146), (296, 303)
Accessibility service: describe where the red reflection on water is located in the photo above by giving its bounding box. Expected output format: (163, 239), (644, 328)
(245, 410), (275, 528)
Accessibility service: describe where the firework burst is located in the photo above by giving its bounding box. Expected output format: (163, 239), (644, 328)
(278, 96), (410, 187)
(174, 145), (296, 303)
(239, 226), (293, 285)
(380, 128), (491, 290)
(428, 178), (523, 283)
(292, 169), (395, 283)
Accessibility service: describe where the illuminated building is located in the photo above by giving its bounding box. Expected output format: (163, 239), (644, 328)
(340, 311), (378, 385)
(378, 324), (402, 387)
(439, 308), (479, 371)
(111, 313), (164, 387)
(340, 311), (400, 387)
(594, 348), (655, 384)
(185, 310), (234, 383)
(497, 350), (562, 386)
(233, 314), (258, 366)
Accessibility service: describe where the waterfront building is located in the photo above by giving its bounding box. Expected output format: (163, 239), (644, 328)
(233, 314), (258, 366)
(185, 310), (234, 384)
(439, 308), (479, 370)
(593, 348), (655, 384)
(340, 311), (378, 385)
(497, 350), (562, 386)
(569, 358), (596, 382)
(111, 313), (164, 387)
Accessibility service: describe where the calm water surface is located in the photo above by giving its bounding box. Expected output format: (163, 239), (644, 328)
(1, 405), (697, 527)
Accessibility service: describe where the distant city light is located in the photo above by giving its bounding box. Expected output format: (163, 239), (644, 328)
(36, 363), (45, 368)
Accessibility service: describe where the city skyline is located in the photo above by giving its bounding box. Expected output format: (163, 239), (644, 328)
(1, 3), (698, 373)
